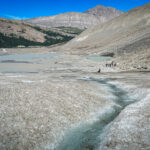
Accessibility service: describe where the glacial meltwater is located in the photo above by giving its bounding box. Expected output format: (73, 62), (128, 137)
(55, 77), (138, 150)
(85, 56), (111, 62)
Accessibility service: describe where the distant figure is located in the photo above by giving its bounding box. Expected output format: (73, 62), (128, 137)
(113, 62), (117, 67)
(98, 68), (101, 73)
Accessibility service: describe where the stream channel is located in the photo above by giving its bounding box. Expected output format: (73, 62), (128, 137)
(55, 77), (138, 150)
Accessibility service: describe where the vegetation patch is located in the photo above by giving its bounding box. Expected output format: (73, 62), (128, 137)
(0, 32), (74, 48)
(0, 33), (41, 48)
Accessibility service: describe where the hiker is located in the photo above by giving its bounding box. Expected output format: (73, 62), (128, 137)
(113, 62), (117, 67)
(98, 68), (101, 73)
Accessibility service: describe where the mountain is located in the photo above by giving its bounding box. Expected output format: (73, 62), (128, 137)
(25, 12), (100, 29)
(85, 5), (124, 22)
(0, 18), (83, 48)
(63, 3), (150, 69)
(0, 5), (123, 48)
(25, 6), (124, 29)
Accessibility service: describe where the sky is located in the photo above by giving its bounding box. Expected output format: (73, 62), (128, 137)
(0, 0), (149, 19)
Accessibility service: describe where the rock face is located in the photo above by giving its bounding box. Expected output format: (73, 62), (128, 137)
(25, 12), (100, 29)
(25, 6), (124, 29)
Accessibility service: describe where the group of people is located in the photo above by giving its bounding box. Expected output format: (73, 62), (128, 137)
(97, 61), (118, 73)
(106, 61), (117, 67)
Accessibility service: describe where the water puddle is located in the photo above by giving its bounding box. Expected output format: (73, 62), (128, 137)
(85, 56), (111, 62)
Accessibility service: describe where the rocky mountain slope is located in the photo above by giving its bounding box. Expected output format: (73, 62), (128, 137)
(63, 3), (150, 70)
(0, 18), (45, 43)
(25, 6), (123, 29)
(85, 5), (123, 22)
(0, 18), (83, 48)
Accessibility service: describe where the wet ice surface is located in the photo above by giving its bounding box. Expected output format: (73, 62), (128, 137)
(0, 53), (61, 61)
(1, 71), (150, 150)
(0, 72), (110, 150)
(0, 53), (61, 73)
(0, 52), (117, 73)
(0, 51), (150, 150)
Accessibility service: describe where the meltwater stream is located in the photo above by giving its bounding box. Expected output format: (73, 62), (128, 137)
(55, 77), (138, 150)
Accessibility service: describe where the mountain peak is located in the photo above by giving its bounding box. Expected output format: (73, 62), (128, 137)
(84, 5), (124, 17)
(94, 5), (105, 8)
